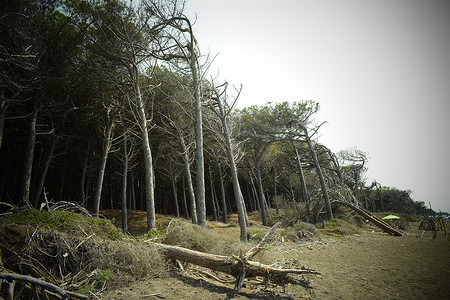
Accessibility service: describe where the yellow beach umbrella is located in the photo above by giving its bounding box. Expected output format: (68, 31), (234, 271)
(382, 215), (400, 220)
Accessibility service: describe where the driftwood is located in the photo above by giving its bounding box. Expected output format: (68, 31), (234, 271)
(333, 200), (405, 236)
(152, 222), (320, 292)
(0, 272), (88, 300)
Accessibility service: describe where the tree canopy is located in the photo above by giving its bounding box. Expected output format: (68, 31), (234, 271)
(0, 0), (432, 238)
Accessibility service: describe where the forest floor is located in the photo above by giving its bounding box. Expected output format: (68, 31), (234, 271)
(98, 210), (450, 300)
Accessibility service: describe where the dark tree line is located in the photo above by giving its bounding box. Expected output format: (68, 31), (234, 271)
(0, 0), (432, 241)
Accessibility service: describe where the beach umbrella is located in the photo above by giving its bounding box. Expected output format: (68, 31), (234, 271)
(382, 215), (400, 220)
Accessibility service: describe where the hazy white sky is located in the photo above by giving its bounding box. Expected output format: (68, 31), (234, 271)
(184, 0), (450, 213)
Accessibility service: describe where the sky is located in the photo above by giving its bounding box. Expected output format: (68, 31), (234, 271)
(184, 0), (450, 213)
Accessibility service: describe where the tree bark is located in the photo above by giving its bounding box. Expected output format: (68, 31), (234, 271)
(19, 102), (38, 207)
(93, 114), (114, 216)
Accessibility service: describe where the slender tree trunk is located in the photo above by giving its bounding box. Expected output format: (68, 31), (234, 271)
(217, 165), (227, 223)
(19, 103), (38, 207)
(209, 166), (217, 221)
(288, 177), (295, 203)
(250, 174), (260, 211)
(33, 134), (57, 208)
(135, 80), (156, 230)
(121, 137), (129, 233)
(246, 184), (254, 212)
(93, 116), (114, 216)
(129, 170), (136, 210)
(190, 44), (206, 227)
(254, 159), (267, 226)
(272, 168), (279, 214)
(294, 146), (309, 209)
(80, 144), (89, 207)
(214, 94), (247, 241)
(302, 126), (333, 220)
(170, 165), (180, 218)
(182, 174), (190, 220)
(180, 136), (197, 224)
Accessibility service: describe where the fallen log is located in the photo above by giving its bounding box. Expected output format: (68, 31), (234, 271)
(151, 222), (320, 292)
(332, 200), (405, 236)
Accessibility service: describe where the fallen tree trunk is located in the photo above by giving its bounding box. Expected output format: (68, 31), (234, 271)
(332, 200), (405, 236)
(151, 222), (320, 292)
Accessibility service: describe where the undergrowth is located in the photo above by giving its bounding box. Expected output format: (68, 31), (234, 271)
(0, 209), (124, 239)
(164, 220), (248, 256)
(0, 210), (167, 295)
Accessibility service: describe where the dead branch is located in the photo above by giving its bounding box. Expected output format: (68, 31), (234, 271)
(152, 222), (319, 292)
(0, 272), (88, 300)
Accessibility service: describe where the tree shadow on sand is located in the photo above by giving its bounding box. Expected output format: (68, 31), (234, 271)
(173, 273), (299, 300)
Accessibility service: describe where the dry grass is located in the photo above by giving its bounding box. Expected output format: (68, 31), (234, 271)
(0, 210), (167, 295)
(164, 220), (248, 256)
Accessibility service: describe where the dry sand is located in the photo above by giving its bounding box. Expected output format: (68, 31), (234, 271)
(101, 211), (450, 300)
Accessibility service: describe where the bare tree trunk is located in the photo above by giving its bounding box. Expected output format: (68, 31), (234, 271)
(217, 165), (227, 223)
(288, 177), (295, 203)
(19, 103), (38, 207)
(32, 133), (57, 208)
(180, 136), (197, 224)
(93, 115), (114, 216)
(208, 166), (217, 221)
(272, 168), (279, 214)
(134, 79), (156, 230)
(170, 165), (180, 218)
(246, 184), (254, 212)
(294, 146), (309, 209)
(255, 159), (267, 226)
(189, 43), (205, 227)
(122, 137), (129, 233)
(213, 91), (247, 241)
(182, 174), (189, 220)
(250, 173), (260, 211)
(302, 126), (333, 220)
(80, 144), (89, 207)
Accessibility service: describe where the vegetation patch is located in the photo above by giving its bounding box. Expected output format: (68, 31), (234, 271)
(0, 209), (124, 240)
(164, 220), (248, 256)
(0, 211), (167, 296)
